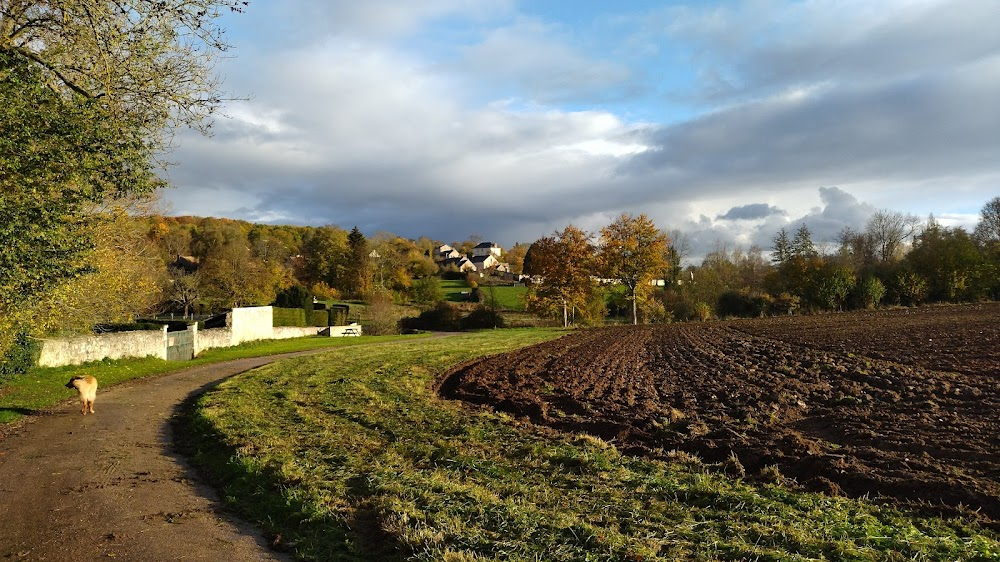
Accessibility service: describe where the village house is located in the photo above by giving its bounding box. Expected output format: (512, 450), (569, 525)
(439, 256), (477, 273)
(433, 241), (513, 276)
(472, 241), (502, 258)
(432, 244), (461, 261)
(470, 254), (500, 272)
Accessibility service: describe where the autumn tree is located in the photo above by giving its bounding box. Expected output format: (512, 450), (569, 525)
(503, 243), (529, 275)
(598, 213), (669, 325)
(905, 222), (990, 302)
(767, 224), (825, 308)
(192, 220), (278, 308)
(664, 230), (692, 286)
(0, 1), (241, 362)
(791, 224), (817, 259)
(300, 226), (349, 289)
(0, 51), (164, 359)
(0, 0), (244, 146)
(867, 210), (919, 263)
(31, 200), (166, 334)
(524, 225), (599, 327)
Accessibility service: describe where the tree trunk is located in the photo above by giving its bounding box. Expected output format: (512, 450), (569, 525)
(632, 293), (638, 325)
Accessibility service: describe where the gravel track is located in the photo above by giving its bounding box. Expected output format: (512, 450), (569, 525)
(0, 351), (332, 561)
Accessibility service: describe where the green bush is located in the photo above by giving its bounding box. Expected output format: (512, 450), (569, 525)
(311, 309), (329, 327)
(272, 307), (307, 327)
(328, 305), (349, 326)
(852, 277), (886, 310)
(460, 306), (506, 330)
(0, 330), (40, 379)
(716, 290), (770, 318)
(412, 277), (444, 304)
(399, 301), (463, 332)
(274, 285), (312, 311)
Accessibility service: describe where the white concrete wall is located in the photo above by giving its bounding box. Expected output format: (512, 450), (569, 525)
(38, 326), (168, 367)
(195, 328), (234, 355)
(37, 306), (333, 367)
(272, 326), (320, 339)
(229, 306), (274, 345)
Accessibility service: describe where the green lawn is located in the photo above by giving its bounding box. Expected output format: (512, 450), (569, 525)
(442, 279), (527, 311)
(178, 329), (1000, 561)
(0, 334), (424, 425)
(441, 279), (473, 302)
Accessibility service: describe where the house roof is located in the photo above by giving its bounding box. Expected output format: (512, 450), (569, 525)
(473, 241), (500, 249)
(471, 255), (497, 264)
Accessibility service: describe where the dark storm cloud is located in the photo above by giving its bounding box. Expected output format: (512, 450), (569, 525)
(717, 203), (785, 221)
(620, 60), (1000, 193)
(660, 0), (1000, 104)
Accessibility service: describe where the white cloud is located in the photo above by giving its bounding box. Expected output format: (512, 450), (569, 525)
(162, 0), (999, 256)
(451, 17), (634, 103)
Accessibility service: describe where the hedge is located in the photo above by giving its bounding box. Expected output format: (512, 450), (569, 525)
(311, 309), (330, 327)
(273, 307), (307, 327)
(329, 305), (349, 326)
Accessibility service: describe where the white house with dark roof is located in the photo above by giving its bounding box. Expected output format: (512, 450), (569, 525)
(433, 244), (462, 261)
(440, 256), (477, 272)
(472, 242), (503, 258)
(470, 254), (500, 272)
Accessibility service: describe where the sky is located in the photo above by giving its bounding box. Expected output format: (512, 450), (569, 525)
(161, 0), (1000, 262)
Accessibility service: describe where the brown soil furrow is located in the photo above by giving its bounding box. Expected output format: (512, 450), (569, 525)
(438, 305), (1000, 526)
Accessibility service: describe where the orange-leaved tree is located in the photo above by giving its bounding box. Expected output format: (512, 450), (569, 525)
(524, 225), (599, 327)
(599, 213), (669, 325)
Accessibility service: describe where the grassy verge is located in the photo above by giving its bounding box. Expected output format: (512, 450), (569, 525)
(178, 329), (1000, 561)
(0, 334), (423, 425)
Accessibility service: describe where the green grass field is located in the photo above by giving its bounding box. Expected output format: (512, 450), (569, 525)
(0, 334), (423, 425)
(178, 330), (1000, 561)
(442, 279), (527, 311)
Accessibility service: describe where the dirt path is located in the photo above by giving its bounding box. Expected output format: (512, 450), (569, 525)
(0, 350), (336, 561)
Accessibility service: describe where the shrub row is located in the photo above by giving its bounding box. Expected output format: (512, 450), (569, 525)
(399, 302), (505, 332)
(311, 310), (329, 327)
(273, 307), (307, 327)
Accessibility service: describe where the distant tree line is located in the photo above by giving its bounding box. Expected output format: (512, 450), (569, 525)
(670, 198), (1000, 321)
(522, 197), (1000, 326)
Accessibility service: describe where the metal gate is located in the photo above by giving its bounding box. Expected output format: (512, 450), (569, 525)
(166, 329), (194, 361)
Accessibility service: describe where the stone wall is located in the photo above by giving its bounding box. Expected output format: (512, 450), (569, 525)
(195, 328), (234, 355)
(38, 326), (168, 367)
(37, 306), (338, 368)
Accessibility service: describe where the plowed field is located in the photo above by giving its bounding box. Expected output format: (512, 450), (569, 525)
(438, 303), (1000, 525)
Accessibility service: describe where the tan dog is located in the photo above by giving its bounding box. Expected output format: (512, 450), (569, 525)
(65, 376), (98, 415)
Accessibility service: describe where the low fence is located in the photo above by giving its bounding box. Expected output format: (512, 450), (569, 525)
(37, 307), (364, 368)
